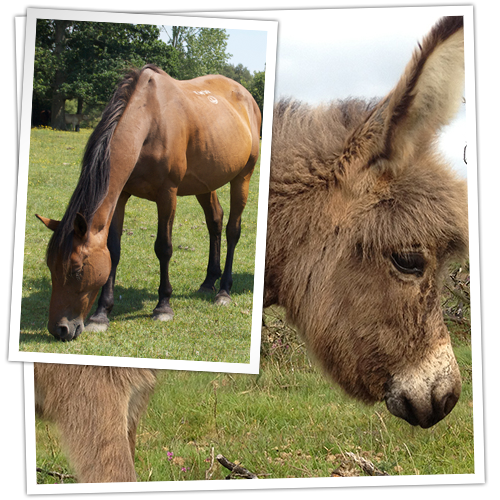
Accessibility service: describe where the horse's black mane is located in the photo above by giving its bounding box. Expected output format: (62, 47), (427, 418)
(46, 64), (161, 268)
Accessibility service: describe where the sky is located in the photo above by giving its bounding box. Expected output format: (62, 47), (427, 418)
(159, 26), (268, 73)
(226, 28), (267, 73)
(271, 7), (469, 178)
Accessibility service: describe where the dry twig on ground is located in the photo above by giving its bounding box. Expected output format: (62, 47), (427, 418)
(216, 454), (258, 479)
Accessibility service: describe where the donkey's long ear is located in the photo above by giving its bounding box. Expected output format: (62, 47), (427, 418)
(340, 16), (464, 178)
(382, 16), (464, 170)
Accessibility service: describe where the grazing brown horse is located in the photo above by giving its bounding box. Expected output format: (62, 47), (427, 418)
(37, 66), (261, 341)
(265, 16), (468, 429)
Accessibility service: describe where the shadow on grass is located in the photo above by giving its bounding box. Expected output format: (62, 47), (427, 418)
(19, 272), (255, 343)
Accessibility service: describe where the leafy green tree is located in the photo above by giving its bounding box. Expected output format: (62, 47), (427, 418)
(33, 20), (178, 129)
(220, 63), (253, 85)
(161, 27), (231, 79)
(247, 70), (265, 119)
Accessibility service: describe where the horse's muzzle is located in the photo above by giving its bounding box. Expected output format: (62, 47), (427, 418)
(50, 319), (84, 342)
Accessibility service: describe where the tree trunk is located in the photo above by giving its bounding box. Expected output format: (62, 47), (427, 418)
(75, 97), (84, 131)
(51, 21), (70, 130)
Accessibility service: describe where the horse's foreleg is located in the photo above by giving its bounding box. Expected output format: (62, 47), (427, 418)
(153, 187), (177, 321)
(216, 173), (252, 306)
(196, 191), (223, 292)
(86, 192), (130, 332)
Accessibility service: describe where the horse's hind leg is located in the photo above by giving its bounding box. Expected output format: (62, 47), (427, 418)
(216, 172), (253, 306)
(86, 192), (131, 332)
(196, 191), (223, 293)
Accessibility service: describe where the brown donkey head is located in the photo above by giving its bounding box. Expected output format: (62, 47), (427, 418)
(265, 17), (467, 428)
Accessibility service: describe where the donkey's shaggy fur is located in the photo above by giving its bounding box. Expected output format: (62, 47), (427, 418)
(35, 364), (156, 483)
(265, 16), (467, 428)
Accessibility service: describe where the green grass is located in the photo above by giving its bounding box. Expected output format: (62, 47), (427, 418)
(35, 336), (474, 483)
(35, 308), (474, 483)
(19, 128), (260, 363)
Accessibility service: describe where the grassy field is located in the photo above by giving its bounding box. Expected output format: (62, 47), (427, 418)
(18, 128), (261, 363)
(35, 308), (474, 484)
(31, 128), (474, 485)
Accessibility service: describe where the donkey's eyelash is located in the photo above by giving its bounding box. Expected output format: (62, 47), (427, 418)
(390, 252), (426, 276)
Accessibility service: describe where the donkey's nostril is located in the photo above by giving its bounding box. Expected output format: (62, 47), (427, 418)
(441, 391), (460, 418)
(402, 396), (420, 426)
(385, 393), (420, 427)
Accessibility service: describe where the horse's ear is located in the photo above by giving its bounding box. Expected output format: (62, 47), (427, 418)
(378, 16), (464, 171)
(36, 214), (60, 232)
(74, 213), (88, 240)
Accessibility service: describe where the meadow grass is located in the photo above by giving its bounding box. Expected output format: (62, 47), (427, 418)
(19, 128), (260, 363)
(35, 311), (474, 484)
(35, 358), (474, 483)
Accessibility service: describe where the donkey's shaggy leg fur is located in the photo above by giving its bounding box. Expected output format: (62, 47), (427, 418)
(35, 364), (156, 483)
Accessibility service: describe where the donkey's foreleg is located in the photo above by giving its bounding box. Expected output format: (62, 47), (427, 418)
(216, 174), (252, 306)
(86, 193), (130, 332)
(152, 188), (177, 321)
(37, 365), (139, 483)
(196, 191), (223, 293)
(58, 405), (137, 483)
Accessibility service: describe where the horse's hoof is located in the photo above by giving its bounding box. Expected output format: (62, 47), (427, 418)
(215, 291), (231, 306)
(153, 311), (174, 321)
(84, 321), (109, 333)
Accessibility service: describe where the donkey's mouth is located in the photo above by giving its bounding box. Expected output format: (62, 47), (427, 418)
(384, 379), (460, 428)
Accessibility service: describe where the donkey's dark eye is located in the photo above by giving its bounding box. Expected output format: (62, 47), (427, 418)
(391, 252), (425, 276)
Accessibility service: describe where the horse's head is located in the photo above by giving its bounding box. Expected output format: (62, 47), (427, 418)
(36, 213), (111, 341)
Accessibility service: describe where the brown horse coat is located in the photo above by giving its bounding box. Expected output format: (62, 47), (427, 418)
(38, 67), (261, 340)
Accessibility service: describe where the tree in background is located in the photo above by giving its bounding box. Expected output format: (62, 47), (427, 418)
(34, 20), (179, 129)
(219, 62), (253, 85)
(36, 21), (179, 128)
(33, 21), (264, 130)
(246, 70), (265, 124)
(161, 26), (231, 80)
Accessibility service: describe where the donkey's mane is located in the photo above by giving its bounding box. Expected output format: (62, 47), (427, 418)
(270, 96), (468, 265)
(270, 97), (377, 196)
(47, 64), (161, 267)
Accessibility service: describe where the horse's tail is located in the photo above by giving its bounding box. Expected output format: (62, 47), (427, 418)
(47, 65), (161, 267)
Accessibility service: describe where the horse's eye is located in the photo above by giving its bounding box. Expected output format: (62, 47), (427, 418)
(70, 267), (83, 281)
(391, 252), (425, 276)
